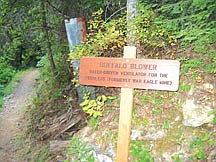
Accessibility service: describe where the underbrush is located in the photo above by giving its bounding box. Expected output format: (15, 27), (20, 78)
(15, 117), (50, 162)
(21, 52), (80, 161)
(30, 53), (73, 136)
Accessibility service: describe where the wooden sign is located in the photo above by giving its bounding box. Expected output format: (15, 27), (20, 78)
(79, 46), (180, 162)
(80, 57), (180, 91)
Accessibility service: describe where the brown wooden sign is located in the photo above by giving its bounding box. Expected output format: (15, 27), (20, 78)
(79, 47), (180, 162)
(79, 57), (180, 91)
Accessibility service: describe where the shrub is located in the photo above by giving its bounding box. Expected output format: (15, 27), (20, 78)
(0, 57), (15, 85)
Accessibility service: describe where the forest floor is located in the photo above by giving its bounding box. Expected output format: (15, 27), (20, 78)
(0, 69), (38, 162)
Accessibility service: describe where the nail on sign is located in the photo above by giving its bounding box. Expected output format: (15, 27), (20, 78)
(79, 57), (180, 91)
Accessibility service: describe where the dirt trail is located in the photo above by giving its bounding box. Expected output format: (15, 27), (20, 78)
(0, 69), (38, 162)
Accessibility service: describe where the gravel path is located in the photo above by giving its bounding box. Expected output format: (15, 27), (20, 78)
(0, 69), (38, 162)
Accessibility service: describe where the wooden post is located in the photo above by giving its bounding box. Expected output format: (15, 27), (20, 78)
(116, 46), (136, 162)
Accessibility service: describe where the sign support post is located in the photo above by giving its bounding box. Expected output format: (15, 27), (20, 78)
(116, 46), (136, 162)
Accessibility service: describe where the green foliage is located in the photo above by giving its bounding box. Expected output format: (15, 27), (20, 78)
(208, 109), (216, 125)
(181, 58), (205, 73)
(0, 84), (3, 97)
(155, 0), (216, 54)
(213, 117), (216, 125)
(87, 116), (100, 130)
(39, 52), (70, 87)
(179, 83), (191, 93)
(0, 57), (15, 85)
(0, 0), (69, 70)
(0, 0), (43, 69)
(171, 153), (184, 162)
(34, 52), (70, 106)
(134, 4), (177, 58)
(1, 38), (39, 69)
(204, 50), (216, 75)
(80, 94), (116, 118)
(65, 137), (95, 162)
(68, 9), (126, 59)
(0, 95), (3, 109)
(15, 132), (50, 162)
(30, 52), (71, 131)
(163, 119), (170, 130)
(130, 140), (155, 162)
(189, 137), (207, 160)
(139, 0), (216, 76)
(177, 51), (216, 77)
(32, 145), (50, 162)
(188, 132), (215, 161)
(68, 5), (176, 61)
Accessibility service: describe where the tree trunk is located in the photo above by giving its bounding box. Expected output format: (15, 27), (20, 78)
(41, 0), (58, 84)
(127, 0), (138, 46)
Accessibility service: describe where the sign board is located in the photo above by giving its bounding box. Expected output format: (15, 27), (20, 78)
(80, 57), (180, 91)
(65, 18), (86, 49)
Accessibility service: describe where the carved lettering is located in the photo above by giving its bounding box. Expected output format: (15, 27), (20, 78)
(85, 76), (97, 80)
(130, 64), (157, 70)
(148, 73), (157, 77)
(89, 70), (103, 74)
(103, 71), (118, 75)
(143, 80), (158, 84)
(107, 77), (131, 82)
(159, 81), (172, 85)
(132, 79), (142, 83)
(121, 72), (146, 76)
(160, 73), (168, 78)
(99, 62), (110, 68)
(111, 63), (127, 69)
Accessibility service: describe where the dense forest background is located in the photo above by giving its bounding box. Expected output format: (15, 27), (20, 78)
(0, 0), (215, 161)
(0, 0), (215, 89)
